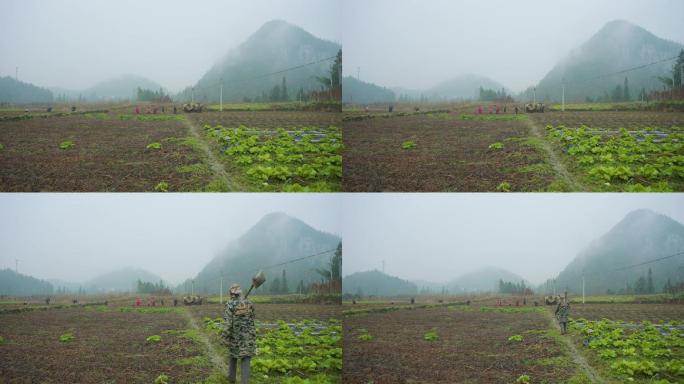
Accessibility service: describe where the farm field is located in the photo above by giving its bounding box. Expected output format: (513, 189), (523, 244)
(342, 298), (684, 384)
(0, 105), (342, 192)
(342, 107), (684, 192)
(0, 300), (342, 383)
(342, 111), (556, 191)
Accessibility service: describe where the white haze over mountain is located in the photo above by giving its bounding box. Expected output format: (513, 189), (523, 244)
(0, 0), (341, 92)
(341, 194), (684, 285)
(0, 194), (341, 285)
(342, 0), (684, 92)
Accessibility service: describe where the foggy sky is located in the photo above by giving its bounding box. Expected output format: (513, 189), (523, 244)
(342, 0), (684, 92)
(0, 194), (341, 284)
(341, 194), (684, 285)
(0, 0), (341, 92)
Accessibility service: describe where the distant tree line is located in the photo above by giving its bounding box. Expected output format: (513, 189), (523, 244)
(136, 279), (172, 295)
(478, 87), (513, 102)
(498, 279), (533, 295)
(136, 87), (172, 103)
(267, 242), (343, 295)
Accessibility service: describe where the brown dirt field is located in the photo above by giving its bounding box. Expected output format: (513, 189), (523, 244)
(570, 303), (684, 322)
(188, 111), (341, 129)
(0, 307), (211, 383)
(187, 303), (341, 322)
(530, 111), (684, 130)
(0, 113), (213, 191)
(343, 306), (582, 384)
(342, 113), (554, 191)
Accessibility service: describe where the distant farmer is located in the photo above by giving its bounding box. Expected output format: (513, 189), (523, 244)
(45, 297), (50, 305)
(388, 104), (394, 113)
(514, 106), (519, 115)
(503, 105), (507, 113)
(135, 297), (141, 307)
(555, 292), (570, 335)
(161, 106), (165, 113)
(221, 283), (256, 384)
(71, 106), (76, 112)
(173, 297), (178, 307)
(135, 106), (140, 114)
(173, 105), (177, 114)
(477, 105), (483, 115)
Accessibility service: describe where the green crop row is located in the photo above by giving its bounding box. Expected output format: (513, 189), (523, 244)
(205, 125), (342, 191)
(546, 125), (684, 191)
(570, 318), (684, 383)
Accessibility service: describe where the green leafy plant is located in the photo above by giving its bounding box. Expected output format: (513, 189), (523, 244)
(488, 142), (504, 150)
(146, 142), (161, 150)
(59, 140), (75, 150)
(515, 374), (531, 383)
(423, 330), (438, 341)
(59, 332), (74, 342)
(497, 181), (511, 192)
(146, 335), (161, 343)
(401, 140), (416, 150)
(154, 374), (169, 384)
(508, 334), (523, 342)
(154, 181), (169, 192)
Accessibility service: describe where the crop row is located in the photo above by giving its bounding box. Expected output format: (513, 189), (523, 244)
(570, 318), (683, 383)
(205, 125), (342, 191)
(546, 125), (684, 191)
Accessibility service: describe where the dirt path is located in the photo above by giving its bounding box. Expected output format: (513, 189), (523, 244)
(526, 118), (584, 191)
(181, 307), (228, 374)
(543, 310), (605, 384)
(182, 116), (235, 191)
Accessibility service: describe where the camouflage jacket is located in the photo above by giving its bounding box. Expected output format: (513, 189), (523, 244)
(221, 297), (256, 358)
(555, 302), (570, 322)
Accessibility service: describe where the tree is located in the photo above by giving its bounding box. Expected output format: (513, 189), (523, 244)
(280, 77), (288, 101)
(611, 85), (623, 102)
(269, 85), (281, 102)
(296, 279), (305, 294)
(623, 77), (630, 101)
(647, 268), (654, 294)
(281, 269), (289, 294)
(634, 275), (647, 294)
(673, 49), (684, 88)
(270, 277), (281, 294)
(663, 278), (673, 295)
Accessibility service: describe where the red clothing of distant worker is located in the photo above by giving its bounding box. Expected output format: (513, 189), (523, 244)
(135, 298), (141, 307)
(135, 107), (140, 114)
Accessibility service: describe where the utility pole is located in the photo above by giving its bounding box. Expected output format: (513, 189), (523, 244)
(357, 67), (360, 80)
(533, 87), (537, 105)
(561, 79), (565, 112)
(582, 275), (585, 304)
(191, 87), (195, 103)
(220, 78), (223, 112)
(220, 271), (223, 304)
(191, 280), (194, 296)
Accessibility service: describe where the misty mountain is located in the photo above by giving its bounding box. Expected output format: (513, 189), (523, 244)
(551, 209), (684, 295)
(0, 269), (53, 296)
(343, 270), (418, 296)
(342, 76), (395, 104)
(188, 212), (341, 294)
(81, 74), (163, 101)
(426, 74), (506, 100)
(0, 76), (53, 104)
(179, 20), (340, 102)
(446, 266), (527, 293)
(534, 20), (683, 102)
(83, 267), (164, 293)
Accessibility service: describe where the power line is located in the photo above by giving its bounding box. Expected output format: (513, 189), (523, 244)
(584, 250), (684, 278)
(567, 55), (679, 87)
(193, 247), (338, 286)
(187, 55), (337, 96)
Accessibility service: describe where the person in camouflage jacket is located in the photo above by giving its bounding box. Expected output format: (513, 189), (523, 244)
(221, 283), (256, 384)
(555, 291), (570, 335)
